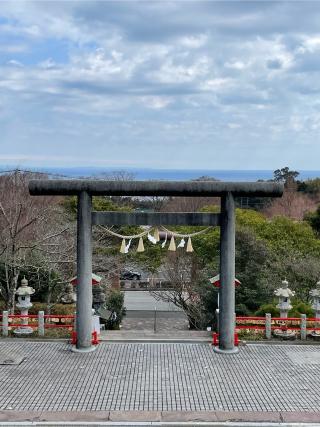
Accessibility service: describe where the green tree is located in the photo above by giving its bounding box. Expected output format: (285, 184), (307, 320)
(195, 208), (320, 316)
(129, 240), (165, 283)
(305, 205), (320, 234)
(273, 167), (299, 183)
(236, 209), (320, 257)
(298, 178), (320, 195)
(104, 289), (126, 329)
(235, 228), (272, 313)
(62, 195), (131, 218)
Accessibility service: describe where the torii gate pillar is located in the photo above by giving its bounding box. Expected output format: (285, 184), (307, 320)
(74, 191), (95, 352)
(215, 192), (237, 353)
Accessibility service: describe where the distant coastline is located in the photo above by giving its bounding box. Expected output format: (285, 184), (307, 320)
(1, 166), (320, 182)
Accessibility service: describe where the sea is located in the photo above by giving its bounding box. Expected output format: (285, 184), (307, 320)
(1, 166), (320, 182)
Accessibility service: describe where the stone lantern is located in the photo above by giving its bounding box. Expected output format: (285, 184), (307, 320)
(273, 279), (296, 339)
(92, 284), (106, 312)
(69, 273), (105, 312)
(275, 279), (295, 317)
(309, 280), (320, 339)
(14, 277), (35, 335)
(309, 280), (320, 318)
(60, 283), (77, 304)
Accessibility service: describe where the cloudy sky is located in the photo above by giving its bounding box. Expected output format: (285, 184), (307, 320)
(0, 1), (320, 170)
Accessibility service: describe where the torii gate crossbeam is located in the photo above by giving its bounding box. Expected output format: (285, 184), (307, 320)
(29, 180), (283, 354)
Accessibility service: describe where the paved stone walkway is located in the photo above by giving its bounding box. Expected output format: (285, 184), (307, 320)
(0, 342), (319, 414)
(121, 311), (189, 331)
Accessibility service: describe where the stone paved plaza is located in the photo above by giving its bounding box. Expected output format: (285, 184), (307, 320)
(0, 342), (319, 414)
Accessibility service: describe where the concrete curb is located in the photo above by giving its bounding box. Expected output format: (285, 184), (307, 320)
(0, 410), (319, 423)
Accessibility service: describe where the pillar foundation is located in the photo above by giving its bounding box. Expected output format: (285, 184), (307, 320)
(213, 346), (239, 354)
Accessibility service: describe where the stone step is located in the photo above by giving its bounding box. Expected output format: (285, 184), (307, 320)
(100, 330), (212, 343)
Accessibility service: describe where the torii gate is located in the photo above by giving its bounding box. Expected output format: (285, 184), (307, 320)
(29, 180), (283, 354)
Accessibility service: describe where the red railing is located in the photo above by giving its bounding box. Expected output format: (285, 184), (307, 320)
(0, 313), (75, 330)
(43, 314), (74, 329)
(235, 316), (320, 332)
(0, 312), (100, 344)
(211, 315), (320, 344)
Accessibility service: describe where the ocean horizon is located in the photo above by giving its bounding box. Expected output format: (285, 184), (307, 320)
(1, 166), (320, 182)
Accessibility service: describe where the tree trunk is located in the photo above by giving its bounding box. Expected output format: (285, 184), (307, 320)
(9, 273), (19, 314)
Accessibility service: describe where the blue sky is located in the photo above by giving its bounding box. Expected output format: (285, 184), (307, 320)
(0, 0), (320, 170)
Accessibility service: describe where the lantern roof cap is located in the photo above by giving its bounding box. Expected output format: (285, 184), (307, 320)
(69, 273), (102, 286)
(274, 279), (295, 298)
(310, 280), (320, 297)
(16, 277), (35, 296)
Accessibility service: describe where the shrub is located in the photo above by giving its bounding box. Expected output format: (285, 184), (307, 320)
(237, 329), (265, 341)
(29, 303), (75, 315)
(255, 301), (314, 318)
(289, 301), (314, 318)
(255, 303), (280, 317)
(236, 303), (251, 316)
(104, 290), (126, 330)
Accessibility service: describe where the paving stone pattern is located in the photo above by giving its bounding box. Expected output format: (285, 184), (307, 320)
(0, 342), (319, 412)
(121, 313), (189, 331)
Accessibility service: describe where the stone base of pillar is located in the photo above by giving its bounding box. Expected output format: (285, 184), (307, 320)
(71, 345), (96, 353)
(213, 346), (239, 354)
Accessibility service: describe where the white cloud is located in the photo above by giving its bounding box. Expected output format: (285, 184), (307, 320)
(298, 35), (320, 53)
(224, 61), (248, 70)
(140, 96), (172, 109)
(6, 60), (24, 68)
(179, 34), (208, 49)
(228, 123), (241, 130)
(201, 78), (232, 92)
(0, 1), (320, 169)
(152, 55), (210, 84)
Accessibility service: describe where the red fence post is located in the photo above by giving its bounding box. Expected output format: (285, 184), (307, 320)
(71, 331), (77, 345)
(265, 313), (272, 339)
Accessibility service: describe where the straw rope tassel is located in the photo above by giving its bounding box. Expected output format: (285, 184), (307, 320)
(186, 237), (194, 252)
(161, 233), (167, 248)
(153, 227), (160, 242)
(168, 236), (176, 251)
(120, 238), (126, 254)
(177, 238), (185, 248)
(124, 239), (132, 254)
(137, 237), (145, 252)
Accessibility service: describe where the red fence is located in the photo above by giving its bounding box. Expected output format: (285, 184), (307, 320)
(236, 316), (320, 334)
(0, 313), (74, 331)
(2, 312), (320, 339)
(0, 312), (101, 345)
